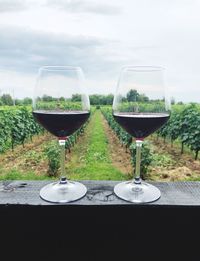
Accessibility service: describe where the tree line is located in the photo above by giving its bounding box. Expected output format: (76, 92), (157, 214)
(0, 94), (32, 106)
(0, 90), (184, 107)
(0, 89), (150, 106)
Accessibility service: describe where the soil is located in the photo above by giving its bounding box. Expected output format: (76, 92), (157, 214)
(148, 137), (200, 181)
(0, 133), (53, 175)
(101, 115), (133, 178)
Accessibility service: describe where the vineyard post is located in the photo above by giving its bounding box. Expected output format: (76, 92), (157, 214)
(181, 142), (184, 154)
(195, 150), (199, 160)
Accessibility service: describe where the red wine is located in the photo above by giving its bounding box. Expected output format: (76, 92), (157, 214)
(113, 112), (169, 139)
(33, 110), (90, 137)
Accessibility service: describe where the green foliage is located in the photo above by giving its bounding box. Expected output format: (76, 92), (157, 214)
(0, 101), (90, 153)
(101, 107), (132, 149)
(0, 106), (43, 152)
(89, 94), (114, 105)
(3, 97), (32, 106)
(0, 110), (11, 152)
(114, 100), (167, 113)
(0, 169), (48, 180)
(71, 94), (81, 102)
(127, 89), (139, 102)
(35, 100), (83, 111)
(45, 141), (60, 177)
(151, 153), (175, 167)
(129, 141), (153, 179)
(1, 94), (13, 106)
(22, 97), (32, 105)
(42, 95), (54, 102)
(68, 110), (125, 180)
(181, 105), (200, 159)
(157, 103), (200, 159)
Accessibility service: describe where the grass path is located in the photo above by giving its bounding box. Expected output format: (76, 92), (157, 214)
(67, 110), (125, 180)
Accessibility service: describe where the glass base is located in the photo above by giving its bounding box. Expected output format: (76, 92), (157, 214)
(114, 180), (161, 203)
(40, 180), (87, 203)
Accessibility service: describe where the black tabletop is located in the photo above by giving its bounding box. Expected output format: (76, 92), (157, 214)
(0, 180), (200, 206)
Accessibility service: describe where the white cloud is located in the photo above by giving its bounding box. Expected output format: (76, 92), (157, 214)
(46, 0), (122, 15)
(0, 0), (28, 12)
(0, 0), (200, 102)
(0, 26), (111, 73)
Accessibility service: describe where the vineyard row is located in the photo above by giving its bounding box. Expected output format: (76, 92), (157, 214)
(0, 106), (89, 155)
(157, 104), (200, 160)
(101, 104), (200, 160)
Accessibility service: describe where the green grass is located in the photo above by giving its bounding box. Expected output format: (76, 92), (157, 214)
(0, 168), (50, 180)
(67, 110), (125, 180)
(151, 152), (176, 168)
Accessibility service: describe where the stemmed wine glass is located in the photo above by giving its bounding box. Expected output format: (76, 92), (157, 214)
(112, 66), (170, 203)
(33, 66), (90, 203)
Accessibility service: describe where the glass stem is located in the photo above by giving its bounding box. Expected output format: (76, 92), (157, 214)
(58, 139), (68, 184)
(134, 139), (143, 184)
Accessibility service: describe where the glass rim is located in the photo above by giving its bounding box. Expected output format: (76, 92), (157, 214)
(121, 66), (165, 72)
(38, 66), (82, 71)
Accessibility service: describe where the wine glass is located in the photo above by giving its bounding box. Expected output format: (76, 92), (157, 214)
(113, 66), (170, 203)
(32, 66), (90, 203)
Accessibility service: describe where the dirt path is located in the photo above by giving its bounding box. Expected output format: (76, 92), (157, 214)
(101, 113), (133, 178)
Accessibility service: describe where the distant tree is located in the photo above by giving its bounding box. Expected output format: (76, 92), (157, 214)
(121, 96), (128, 102)
(42, 95), (53, 102)
(89, 94), (114, 105)
(106, 94), (114, 105)
(99, 95), (106, 105)
(15, 99), (23, 106)
(177, 101), (184, 105)
(138, 93), (149, 102)
(59, 97), (65, 102)
(1, 94), (13, 105)
(89, 94), (100, 105)
(23, 97), (32, 105)
(71, 94), (81, 102)
(127, 89), (139, 102)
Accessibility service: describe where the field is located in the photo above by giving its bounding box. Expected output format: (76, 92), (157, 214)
(1, 105), (200, 182)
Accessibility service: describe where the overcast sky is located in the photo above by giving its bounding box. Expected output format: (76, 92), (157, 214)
(0, 0), (200, 102)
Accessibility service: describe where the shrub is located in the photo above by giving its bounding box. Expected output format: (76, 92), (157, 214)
(129, 141), (153, 180)
(44, 141), (60, 177)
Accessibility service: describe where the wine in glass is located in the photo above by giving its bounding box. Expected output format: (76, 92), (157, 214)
(113, 66), (170, 203)
(33, 66), (90, 203)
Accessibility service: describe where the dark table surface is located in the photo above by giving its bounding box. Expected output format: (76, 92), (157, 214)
(0, 180), (200, 205)
(1, 180), (200, 260)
